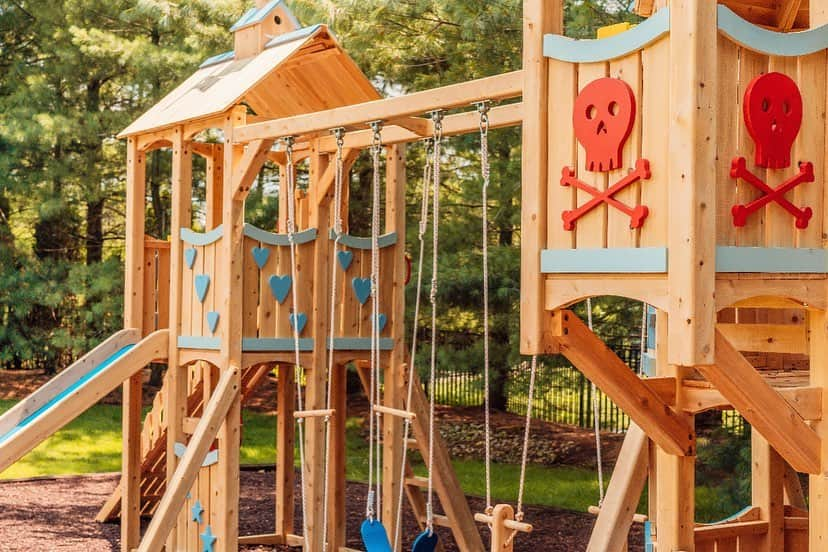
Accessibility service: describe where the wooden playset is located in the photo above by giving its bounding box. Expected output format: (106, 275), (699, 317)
(2, 0), (828, 550)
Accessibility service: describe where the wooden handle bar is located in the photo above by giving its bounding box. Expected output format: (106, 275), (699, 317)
(293, 409), (335, 419)
(587, 505), (648, 524)
(474, 513), (533, 533)
(373, 405), (416, 420)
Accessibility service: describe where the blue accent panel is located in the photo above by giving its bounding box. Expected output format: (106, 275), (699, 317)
(715, 247), (827, 273)
(268, 275), (292, 304)
(207, 312), (220, 334)
(195, 274), (211, 303)
(177, 336), (222, 350)
(243, 223), (318, 246)
(265, 24), (324, 50)
(544, 8), (670, 63)
(242, 338), (314, 352)
(337, 250), (354, 271)
(646, 305), (657, 350)
(180, 225), (224, 246)
(200, 51), (234, 69)
(644, 520), (653, 552)
(352, 277), (372, 304)
(330, 229), (398, 250)
(251, 246), (270, 269)
(0, 345), (136, 446)
(541, 248), (668, 274)
(329, 338), (395, 351)
(412, 530), (439, 552)
(718, 5), (828, 57)
(289, 312), (308, 334)
(200, 525), (217, 552)
(185, 248), (197, 269)
(360, 519), (392, 552)
(641, 353), (657, 377)
(374, 314), (388, 332)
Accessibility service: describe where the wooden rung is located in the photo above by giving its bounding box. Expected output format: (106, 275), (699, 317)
(587, 505), (648, 524)
(406, 438), (419, 448)
(405, 476), (429, 488)
(373, 404), (416, 420)
(474, 512), (533, 533)
(293, 409), (335, 419)
(433, 514), (452, 528)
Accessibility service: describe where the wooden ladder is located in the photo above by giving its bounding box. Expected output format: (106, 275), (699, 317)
(355, 361), (484, 551)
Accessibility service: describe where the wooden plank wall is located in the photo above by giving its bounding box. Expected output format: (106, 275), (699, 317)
(180, 240), (220, 340)
(143, 238), (171, 334)
(546, 38), (670, 251)
(715, 42), (827, 248)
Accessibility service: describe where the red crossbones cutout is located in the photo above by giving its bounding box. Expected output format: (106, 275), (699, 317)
(730, 72), (814, 229)
(560, 78), (651, 231)
(730, 157), (813, 229)
(561, 159), (651, 231)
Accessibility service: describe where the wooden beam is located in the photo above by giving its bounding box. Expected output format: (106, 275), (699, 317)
(137, 366), (240, 552)
(313, 148), (359, 206)
(550, 311), (694, 456)
(587, 423), (649, 552)
(716, 322), (807, 354)
(752, 429), (785, 551)
(682, 383), (822, 420)
(777, 0), (803, 31)
(234, 71), (523, 143)
(783, 462), (807, 510)
(696, 331), (821, 474)
(232, 139), (275, 200)
(387, 116), (432, 137)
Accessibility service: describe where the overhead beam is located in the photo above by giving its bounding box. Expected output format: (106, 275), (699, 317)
(682, 383), (822, 420)
(233, 71), (523, 143)
(777, 0), (803, 31)
(696, 331), (821, 474)
(550, 310), (694, 456)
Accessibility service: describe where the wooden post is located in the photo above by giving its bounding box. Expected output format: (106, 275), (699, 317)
(520, 0), (560, 354)
(207, 143), (225, 228)
(751, 429), (785, 551)
(214, 106), (248, 552)
(121, 137), (146, 551)
(327, 363), (347, 549)
(276, 363), (296, 538)
(164, 126), (192, 551)
(809, 310), (828, 549)
(382, 143), (407, 542)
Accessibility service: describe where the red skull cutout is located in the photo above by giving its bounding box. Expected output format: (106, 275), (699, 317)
(744, 72), (803, 169)
(573, 78), (636, 172)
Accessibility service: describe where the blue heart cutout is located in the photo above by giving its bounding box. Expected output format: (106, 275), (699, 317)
(412, 529), (439, 552)
(352, 277), (372, 305)
(207, 312), (220, 334)
(289, 312), (308, 334)
(374, 314), (387, 332)
(194, 275), (210, 303)
(360, 519), (392, 552)
(337, 250), (354, 271)
(184, 248), (197, 270)
(269, 275), (292, 304)
(251, 246), (270, 269)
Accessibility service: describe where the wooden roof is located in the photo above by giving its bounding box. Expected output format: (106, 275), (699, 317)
(635, 0), (809, 31)
(120, 25), (380, 138)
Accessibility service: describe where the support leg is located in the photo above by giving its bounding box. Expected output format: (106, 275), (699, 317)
(276, 364), (296, 538)
(751, 429), (785, 551)
(809, 310), (828, 549)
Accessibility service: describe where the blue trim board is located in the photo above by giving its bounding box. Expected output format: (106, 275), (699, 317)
(329, 230), (398, 250)
(0, 345), (136, 446)
(544, 8), (669, 63)
(230, 0), (301, 32)
(242, 338), (314, 352)
(243, 224), (318, 246)
(329, 338), (395, 351)
(200, 51), (234, 69)
(715, 247), (827, 273)
(541, 248), (668, 274)
(178, 336), (222, 350)
(265, 24), (323, 49)
(641, 353), (657, 378)
(718, 6), (828, 57)
(180, 225), (224, 246)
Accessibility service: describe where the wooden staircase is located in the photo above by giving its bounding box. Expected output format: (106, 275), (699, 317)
(96, 363), (272, 521)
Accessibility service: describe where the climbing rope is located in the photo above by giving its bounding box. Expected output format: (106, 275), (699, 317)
(392, 138), (433, 550)
(321, 127), (347, 551)
(425, 110), (444, 534)
(586, 298), (605, 505)
(284, 136), (310, 542)
(477, 101), (494, 514)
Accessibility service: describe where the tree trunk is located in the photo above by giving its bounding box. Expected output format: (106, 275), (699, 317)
(85, 197), (104, 264)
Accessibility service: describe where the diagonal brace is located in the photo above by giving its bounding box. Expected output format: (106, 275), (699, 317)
(697, 331), (821, 474)
(233, 139), (275, 200)
(550, 310), (694, 456)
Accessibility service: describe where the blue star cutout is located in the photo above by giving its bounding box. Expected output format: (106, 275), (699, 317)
(200, 525), (217, 552)
(191, 500), (204, 524)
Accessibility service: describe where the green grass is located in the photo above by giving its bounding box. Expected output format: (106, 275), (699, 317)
(0, 399), (739, 520)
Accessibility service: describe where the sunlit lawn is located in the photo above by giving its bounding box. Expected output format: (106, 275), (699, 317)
(0, 399), (730, 520)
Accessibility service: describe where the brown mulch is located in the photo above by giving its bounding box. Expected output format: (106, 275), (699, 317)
(0, 471), (644, 551)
